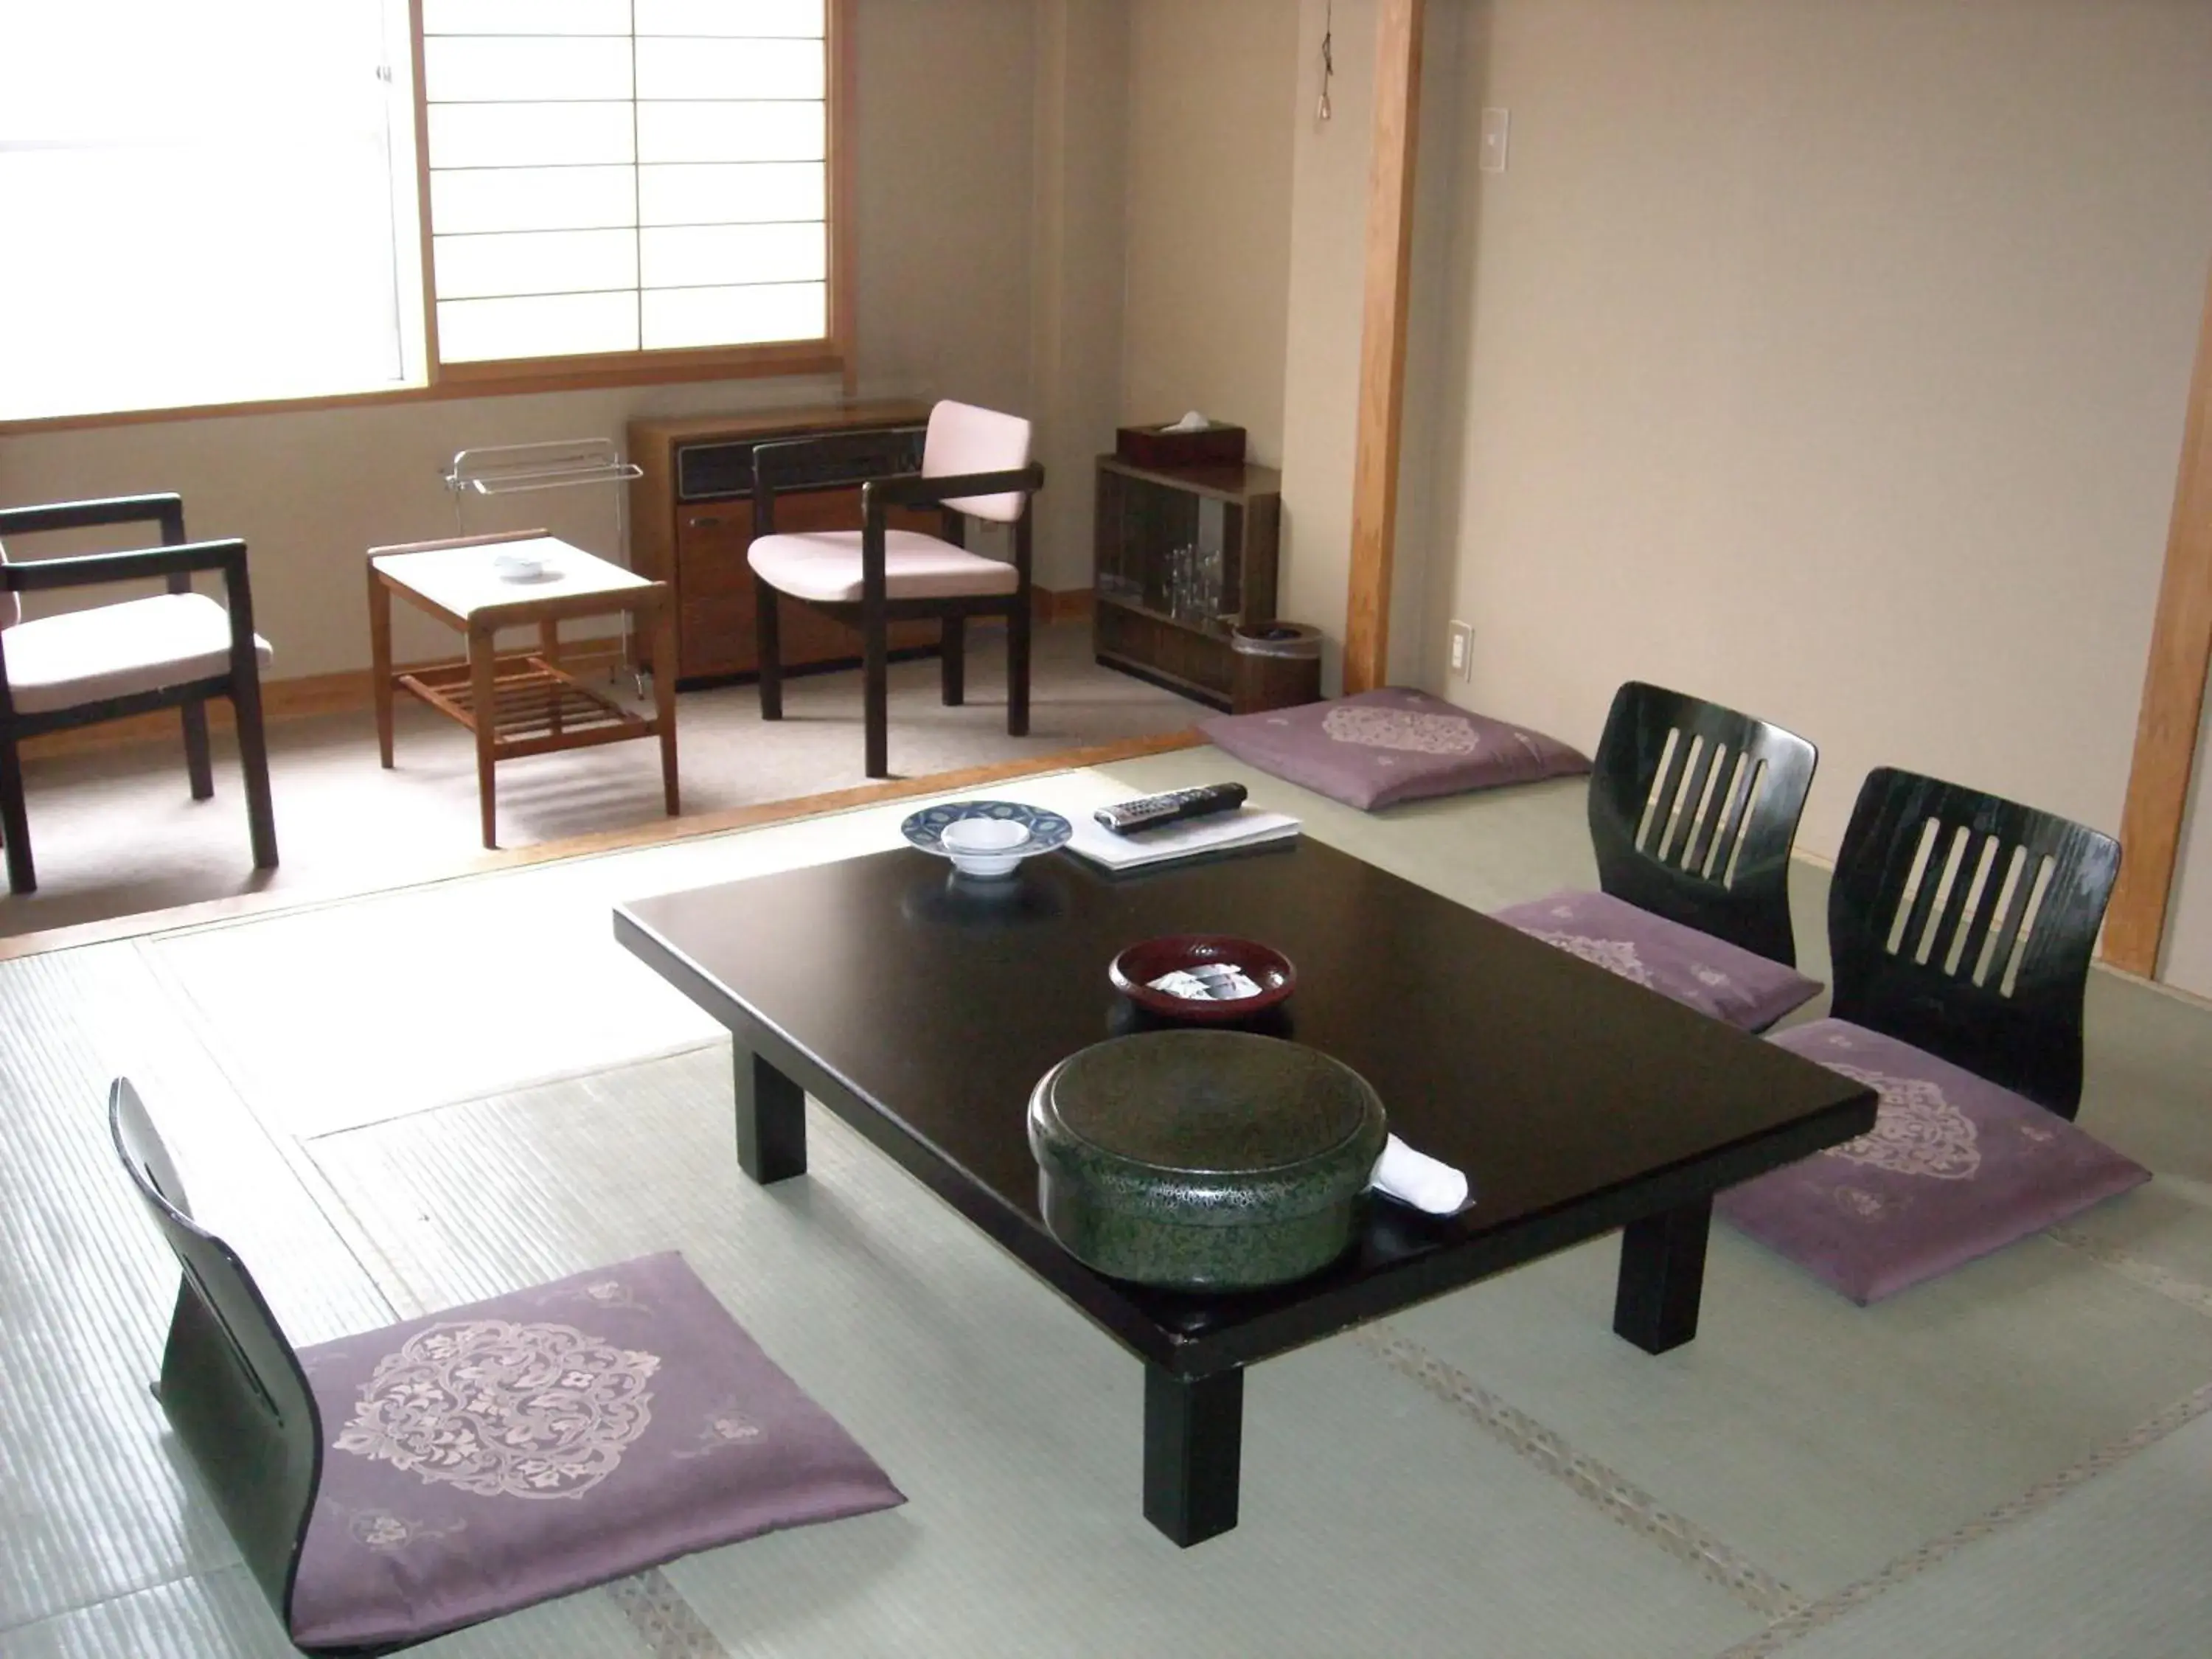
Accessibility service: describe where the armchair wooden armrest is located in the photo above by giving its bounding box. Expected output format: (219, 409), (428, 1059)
(1, 537), (251, 596)
(0, 493), (208, 599)
(748, 428), (929, 536)
(0, 492), (187, 545)
(861, 465), (1046, 521)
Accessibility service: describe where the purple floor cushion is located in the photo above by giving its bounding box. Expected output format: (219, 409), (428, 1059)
(1717, 1020), (2149, 1305)
(288, 1253), (904, 1650)
(1491, 888), (1820, 1031)
(1198, 686), (1590, 811)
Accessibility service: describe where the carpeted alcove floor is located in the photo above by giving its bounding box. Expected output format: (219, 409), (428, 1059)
(0, 618), (1204, 942)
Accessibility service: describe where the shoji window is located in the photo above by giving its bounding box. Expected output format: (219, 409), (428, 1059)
(0, 1), (420, 423)
(421, 0), (832, 369)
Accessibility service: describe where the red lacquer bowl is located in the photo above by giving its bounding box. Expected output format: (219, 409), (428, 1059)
(1108, 934), (1297, 1023)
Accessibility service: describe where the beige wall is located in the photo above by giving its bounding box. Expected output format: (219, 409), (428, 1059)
(0, 0), (1040, 678)
(1029, 0), (1130, 592)
(1411, 0), (2212, 863)
(1278, 0), (1376, 686)
(1121, 0), (1300, 466)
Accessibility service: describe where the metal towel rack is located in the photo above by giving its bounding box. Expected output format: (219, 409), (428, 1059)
(442, 438), (649, 692)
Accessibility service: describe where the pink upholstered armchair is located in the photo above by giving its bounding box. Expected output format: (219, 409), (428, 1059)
(0, 493), (276, 894)
(746, 399), (1045, 779)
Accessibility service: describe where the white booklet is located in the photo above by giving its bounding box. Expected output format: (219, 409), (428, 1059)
(1065, 804), (1302, 872)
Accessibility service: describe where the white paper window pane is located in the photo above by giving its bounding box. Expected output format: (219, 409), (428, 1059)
(429, 102), (636, 168)
(638, 102), (822, 164)
(639, 161), (822, 226)
(426, 37), (632, 102)
(3, 4), (391, 144)
(643, 223), (822, 288)
(638, 0), (824, 38)
(432, 166), (636, 233)
(636, 38), (821, 101)
(423, 0), (630, 35)
(643, 282), (824, 349)
(439, 291), (639, 361)
(0, 137), (407, 420)
(436, 229), (638, 299)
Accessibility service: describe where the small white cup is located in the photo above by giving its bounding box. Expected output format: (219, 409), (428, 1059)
(941, 816), (1031, 877)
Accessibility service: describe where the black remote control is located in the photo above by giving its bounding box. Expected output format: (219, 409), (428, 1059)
(1094, 782), (1248, 835)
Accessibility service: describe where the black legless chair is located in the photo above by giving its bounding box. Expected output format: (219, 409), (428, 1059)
(1713, 768), (2140, 1305)
(1587, 680), (1819, 965)
(1492, 681), (1822, 1029)
(110, 1079), (903, 1654)
(1823, 766), (2121, 1120)
(746, 399), (1045, 779)
(0, 493), (277, 894)
(110, 1077), (327, 1646)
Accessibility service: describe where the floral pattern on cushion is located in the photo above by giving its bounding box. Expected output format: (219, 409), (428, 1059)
(1321, 703), (1481, 755)
(1199, 686), (1590, 811)
(335, 1319), (659, 1500)
(334, 1504), (467, 1554)
(1491, 888), (1820, 1032)
(288, 1253), (904, 1652)
(1717, 1020), (2150, 1304)
(1526, 930), (1655, 987)
(1818, 1065), (1980, 1180)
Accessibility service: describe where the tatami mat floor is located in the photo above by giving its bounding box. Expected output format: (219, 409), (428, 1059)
(4, 750), (2211, 1657)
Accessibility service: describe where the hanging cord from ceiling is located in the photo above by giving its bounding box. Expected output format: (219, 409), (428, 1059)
(1317, 1), (1334, 123)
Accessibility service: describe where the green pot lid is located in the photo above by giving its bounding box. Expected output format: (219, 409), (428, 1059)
(1032, 1029), (1385, 1189)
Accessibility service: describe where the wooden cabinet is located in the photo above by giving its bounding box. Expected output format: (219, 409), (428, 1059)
(1091, 456), (1282, 711)
(627, 401), (944, 686)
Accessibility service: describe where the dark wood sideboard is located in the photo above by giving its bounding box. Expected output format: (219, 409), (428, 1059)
(627, 400), (947, 686)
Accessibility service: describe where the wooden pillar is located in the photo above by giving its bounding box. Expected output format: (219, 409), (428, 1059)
(2107, 255), (2212, 973)
(1342, 0), (1425, 695)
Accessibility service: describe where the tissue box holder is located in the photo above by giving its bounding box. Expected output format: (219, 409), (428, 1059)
(1115, 422), (1248, 470)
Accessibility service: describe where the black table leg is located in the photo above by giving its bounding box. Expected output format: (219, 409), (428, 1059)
(1613, 1195), (1712, 1354)
(734, 1044), (807, 1184)
(1143, 1364), (1243, 1546)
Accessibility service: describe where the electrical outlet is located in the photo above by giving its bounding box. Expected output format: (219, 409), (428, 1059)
(1447, 621), (1472, 681)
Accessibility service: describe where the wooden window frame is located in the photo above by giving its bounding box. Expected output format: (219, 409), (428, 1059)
(0, 0), (856, 437)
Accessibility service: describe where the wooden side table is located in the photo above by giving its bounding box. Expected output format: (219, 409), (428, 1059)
(366, 530), (679, 849)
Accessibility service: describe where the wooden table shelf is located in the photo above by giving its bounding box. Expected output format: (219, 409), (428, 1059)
(398, 655), (650, 759)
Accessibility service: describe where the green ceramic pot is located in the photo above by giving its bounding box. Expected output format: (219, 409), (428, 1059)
(1027, 1029), (1387, 1290)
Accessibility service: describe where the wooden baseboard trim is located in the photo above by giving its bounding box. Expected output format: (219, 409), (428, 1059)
(0, 726), (1205, 962)
(1035, 586), (1094, 623)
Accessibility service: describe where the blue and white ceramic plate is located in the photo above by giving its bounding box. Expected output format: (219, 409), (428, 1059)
(901, 799), (1073, 877)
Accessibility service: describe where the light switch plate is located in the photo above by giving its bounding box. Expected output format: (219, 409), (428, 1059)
(1480, 107), (1509, 173)
(1447, 621), (1473, 680)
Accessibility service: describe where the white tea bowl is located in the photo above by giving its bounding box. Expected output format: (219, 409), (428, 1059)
(939, 816), (1032, 877)
(492, 549), (552, 582)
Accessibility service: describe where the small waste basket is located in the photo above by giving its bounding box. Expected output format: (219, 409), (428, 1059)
(1229, 621), (1324, 714)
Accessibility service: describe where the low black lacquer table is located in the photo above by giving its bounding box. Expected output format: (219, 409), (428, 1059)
(613, 839), (1874, 1546)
